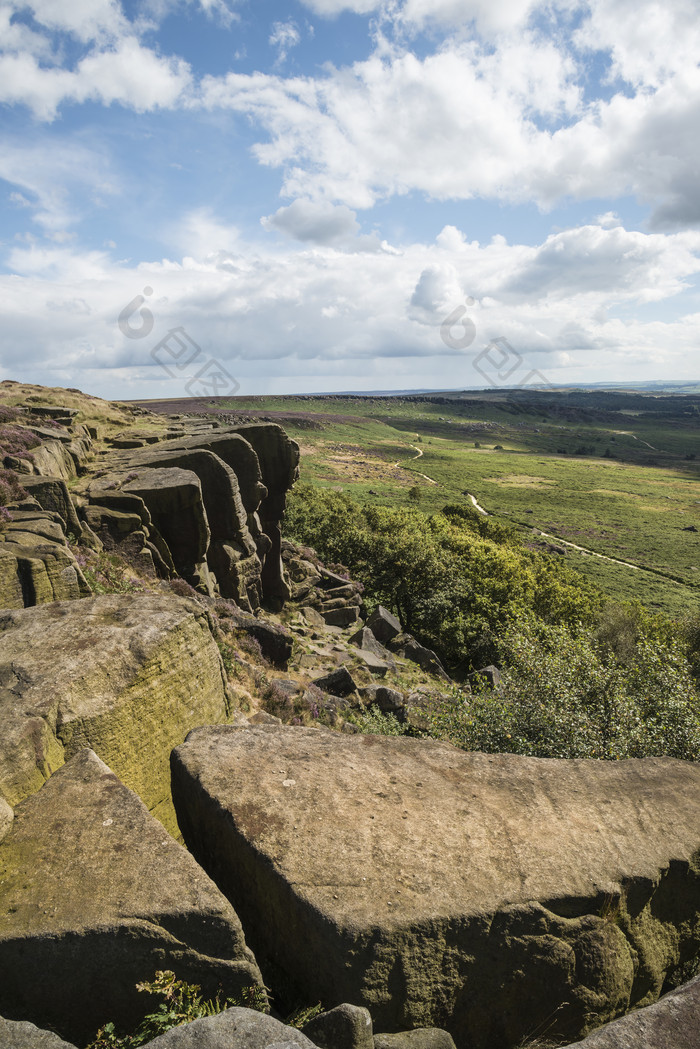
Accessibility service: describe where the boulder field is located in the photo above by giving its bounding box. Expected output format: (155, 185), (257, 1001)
(171, 724), (700, 1049)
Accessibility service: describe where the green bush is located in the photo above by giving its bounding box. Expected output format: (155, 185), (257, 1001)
(424, 617), (700, 761)
(285, 485), (600, 671)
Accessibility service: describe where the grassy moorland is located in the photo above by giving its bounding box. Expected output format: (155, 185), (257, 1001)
(220, 389), (700, 619)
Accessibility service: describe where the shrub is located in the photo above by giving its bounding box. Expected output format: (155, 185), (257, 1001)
(0, 424), (40, 459)
(423, 617), (700, 761)
(286, 484), (600, 672)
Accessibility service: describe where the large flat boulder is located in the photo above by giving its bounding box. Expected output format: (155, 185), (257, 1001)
(562, 974), (700, 1048)
(0, 593), (231, 834)
(0, 750), (262, 1046)
(171, 726), (700, 1049)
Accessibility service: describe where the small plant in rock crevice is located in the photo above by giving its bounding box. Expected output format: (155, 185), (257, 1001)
(86, 971), (269, 1049)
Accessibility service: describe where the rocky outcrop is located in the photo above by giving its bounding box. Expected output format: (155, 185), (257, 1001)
(282, 541), (363, 626)
(0, 750), (262, 1046)
(561, 974), (700, 1048)
(171, 726), (700, 1049)
(0, 592), (232, 834)
(86, 422), (299, 611)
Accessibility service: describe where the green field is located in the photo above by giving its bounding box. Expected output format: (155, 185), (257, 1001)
(223, 390), (700, 618)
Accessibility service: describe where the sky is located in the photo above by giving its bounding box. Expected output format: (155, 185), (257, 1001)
(0, 0), (699, 399)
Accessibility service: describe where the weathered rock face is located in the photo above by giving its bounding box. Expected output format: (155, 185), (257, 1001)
(171, 726), (700, 1049)
(0, 750), (262, 1046)
(86, 422), (299, 611)
(226, 424), (300, 609)
(0, 593), (231, 834)
(561, 974), (700, 1048)
(0, 536), (89, 609)
(0, 796), (12, 843)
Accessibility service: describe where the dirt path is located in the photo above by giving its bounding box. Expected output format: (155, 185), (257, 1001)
(463, 491), (642, 570)
(615, 430), (659, 451)
(536, 531), (641, 570)
(394, 437), (439, 484)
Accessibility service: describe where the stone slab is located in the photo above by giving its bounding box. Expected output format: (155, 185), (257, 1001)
(563, 974), (700, 1048)
(171, 726), (700, 1049)
(0, 593), (231, 834)
(0, 750), (262, 1046)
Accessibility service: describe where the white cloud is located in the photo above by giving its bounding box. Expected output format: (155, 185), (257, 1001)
(0, 39), (192, 120)
(1, 217), (698, 397)
(262, 198), (363, 246)
(0, 138), (117, 230)
(574, 0), (700, 88)
(7, 0), (129, 43)
(297, 0), (378, 16)
(269, 19), (301, 65)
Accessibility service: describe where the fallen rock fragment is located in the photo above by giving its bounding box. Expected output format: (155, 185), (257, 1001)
(141, 1008), (316, 1049)
(171, 726), (700, 1049)
(366, 606), (402, 645)
(312, 665), (358, 697)
(561, 974), (700, 1048)
(0, 1015), (78, 1049)
(302, 1003), (374, 1049)
(0, 750), (262, 1046)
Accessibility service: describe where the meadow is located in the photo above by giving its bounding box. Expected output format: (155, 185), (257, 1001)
(223, 389), (700, 618)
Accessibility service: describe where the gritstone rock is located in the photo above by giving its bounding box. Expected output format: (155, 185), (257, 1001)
(0, 750), (262, 1046)
(0, 592), (232, 834)
(0, 1015), (78, 1049)
(140, 1007), (316, 1049)
(171, 725), (700, 1049)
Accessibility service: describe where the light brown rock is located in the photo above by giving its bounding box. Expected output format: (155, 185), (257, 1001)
(171, 726), (700, 1049)
(0, 592), (231, 834)
(0, 750), (262, 1046)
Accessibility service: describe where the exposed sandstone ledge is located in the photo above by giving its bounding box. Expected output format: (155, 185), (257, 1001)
(171, 726), (700, 1049)
(0, 750), (262, 1046)
(0, 592), (232, 835)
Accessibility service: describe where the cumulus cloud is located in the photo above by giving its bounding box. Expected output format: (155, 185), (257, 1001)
(0, 38), (192, 120)
(2, 218), (698, 397)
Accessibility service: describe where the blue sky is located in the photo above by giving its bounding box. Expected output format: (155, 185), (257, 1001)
(1, 0), (699, 399)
